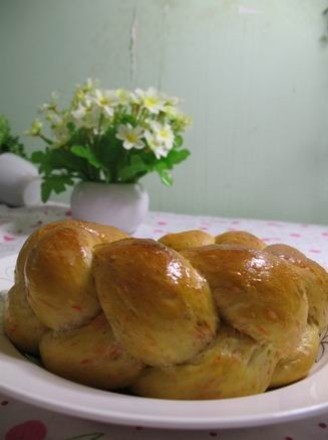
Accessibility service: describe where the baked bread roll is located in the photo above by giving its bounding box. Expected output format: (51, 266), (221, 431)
(93, 238), (218, 366)
(159, 230), (215, 251)
(4, 283), (46, 354)
(264, 243), (328, 386)
(181, 245), (308, 356)
(40, 313), (144, 389)
(266, 244), (328, 333)
(269, 323), (320, 388)
(132, 324), (278, 399)
(25, 221), (127, 330)
(14, 221), (62, 284)
(4, 223), (328, 399)
(4, 219), (127, 354)
(158, 230), (265, 252)
(215, 230), (266, 250)
(4, 221), (65, 353)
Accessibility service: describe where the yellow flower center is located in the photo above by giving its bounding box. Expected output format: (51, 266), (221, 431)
(100, 97), (111, 106)
(159, 128), (170, 139)
(126, 133), (138, 143)
(144, 96), (159, 108)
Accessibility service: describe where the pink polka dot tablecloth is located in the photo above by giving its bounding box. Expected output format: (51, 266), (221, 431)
(2, 203), (328, 440)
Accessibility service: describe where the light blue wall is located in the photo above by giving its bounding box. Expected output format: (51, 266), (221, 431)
(1, 0), (328, 224)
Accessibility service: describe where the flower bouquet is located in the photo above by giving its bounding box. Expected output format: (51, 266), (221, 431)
(29, 79), (191, 203)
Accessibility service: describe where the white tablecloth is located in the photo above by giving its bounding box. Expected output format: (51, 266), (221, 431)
(1, 203), (328, 440)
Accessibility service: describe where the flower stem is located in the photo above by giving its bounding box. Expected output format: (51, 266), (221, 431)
(39, 134), (53, 145)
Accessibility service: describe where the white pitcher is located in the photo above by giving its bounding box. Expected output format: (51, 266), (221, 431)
(0, 152), (41, 206)
(71, 181), (149, 233)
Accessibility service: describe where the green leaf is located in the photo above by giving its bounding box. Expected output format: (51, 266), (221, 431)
(31, 150), (46, 164)
(71, 145), (103, 169)
(0, 115), (27, 158)
(66, 121), (76, 135)
(148, 149), (190, 180)
(92, 129), (121, 179)
(32, 148), (88, 178)
(117, 113), (137, 126)
(0, 115), (10, 146)
(174, 135), (183, 148)
(95, 127), (117, 157)
(118, 155), (149, 181)
(41, 174), (75, 202)
(156, 167), (173, 186)
(166, 148), (190, 167)
(5, 136), (27, 158)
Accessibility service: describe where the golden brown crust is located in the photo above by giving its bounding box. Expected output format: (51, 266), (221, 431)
(74, 220), (128, 244)
(15, 219), (127, 284)
(4, 223), (327, 399)
(215, 230), (266, 250)
(40, 314), (144, 389)
(25, 225), (102, 330)
(181, 245), (308, 355)
(93, 238), (218, 366)
(4, 283), (46, 354)
(24, 221), (127, 331)
(132, 324), (278, 399)
(266, 244), (328, 333)
(5, 219), (128, 338)
(159, 230), (215, 251)
(15, 221), (62, 284)
(269, 323), (320, 388)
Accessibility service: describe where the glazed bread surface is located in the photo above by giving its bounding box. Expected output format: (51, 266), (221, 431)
(3, 223), (328, 399)
(93, 238), (218, 366)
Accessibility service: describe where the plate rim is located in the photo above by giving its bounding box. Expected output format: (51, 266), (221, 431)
(1, 253), (328, 429)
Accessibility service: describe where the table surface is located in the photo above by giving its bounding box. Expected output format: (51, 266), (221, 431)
(1, 203), (328, 440)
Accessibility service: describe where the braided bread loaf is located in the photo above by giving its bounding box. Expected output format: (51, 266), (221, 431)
(4, 222), (328, 400)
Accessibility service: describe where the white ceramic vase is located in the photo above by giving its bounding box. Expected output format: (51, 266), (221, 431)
(70, 181), (149, 234)
(0, 152), (41, 206)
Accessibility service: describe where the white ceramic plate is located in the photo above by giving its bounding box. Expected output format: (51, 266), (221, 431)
(1, 254), (328, 429)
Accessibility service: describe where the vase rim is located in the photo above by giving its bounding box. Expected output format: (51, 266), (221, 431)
(77, 181), (141, 186)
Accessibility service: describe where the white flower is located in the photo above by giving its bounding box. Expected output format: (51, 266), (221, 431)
(144, 121), (175, 159)
(176, 113), (192, 129)
(145, 131), (171, 159)
(51, 119), (70, 145)
(39, 92), (59, 113)
(92, 89), (119, 118)
(116, 124), (145, 150)
(46, 113), (63, 125)
(135, 87), (167, 114)
(71, 104), (88, 123)
(70, 100), (101, 130)
(149, 121), (174, 150)
(116, 88), (133, 105)
(162, 105), (179, 118)
(72, 79), (98, 112)
(28, 119), (43, 136)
